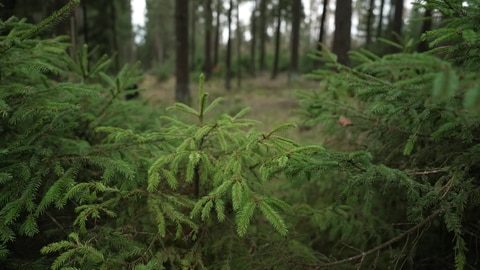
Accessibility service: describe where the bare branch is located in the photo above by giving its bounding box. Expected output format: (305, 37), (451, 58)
(311, 211), (441, 269)
(407, 168), (449, 176)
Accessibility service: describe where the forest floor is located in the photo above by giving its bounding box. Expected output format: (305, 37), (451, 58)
(139, 73), (327, 144)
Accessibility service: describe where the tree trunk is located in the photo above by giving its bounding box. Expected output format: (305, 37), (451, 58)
(236, 1), (241, 88)
(289, 0), (301, 79)
(190, 0), (196, 71)
(271, 2), (282, 79)
(316, 0), (328, 51)
(314, 0), (328, 68)
(213, 0), (221, 67)
(225, 0), (233, 90)
(175, 0), (191, 103)
(332, 0), (352, 66)
(204, 0), (213, 78)
(82, 0), (89, 45)
(391, 0), (404, 51)
(366, 0), (375, 46)
(258, 0), (267, 71)
(250, 0), (258, 76)
(154, 20), (164, 64)
(109, 2), (120, 71)
(123, 0), (135, 64)
(417, 8), (432, 52)
(376, 0), (386, 39)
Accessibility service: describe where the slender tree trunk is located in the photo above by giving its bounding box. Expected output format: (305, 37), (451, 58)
(125, 1), (135, 64)
(69, 16), (76, 58)
(190, 0), (196, 71)
(366, 0), (375, 46)
(289, 0), (301, 79)
(332, 0), (352, 66)
(175, 0), (191, 103)
(82, 0), (89, 45)
(392, 0), (404, 36)
(315, 0), (328, 68)
(204, 0), (213, 78)
(316, 0), (328, 51)
(250, 0), (258, 76)
(417, 8), (432, 52)
(376, 0), (386, 38)
(236, 1), (241, 88)
(155, 22), (164, 64)
(213, 0), (221, 67)
(271, 2), (282, 79)
(258, 0), (267, 71)
(110, 2), (120, 71)
(225, 0), (233, 90)
(391, 0), (404, 51)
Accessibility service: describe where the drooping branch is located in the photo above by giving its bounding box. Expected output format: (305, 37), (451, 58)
(311, 210), (441, 269)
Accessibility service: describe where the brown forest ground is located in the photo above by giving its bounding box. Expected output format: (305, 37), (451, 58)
(139, 72), (329, 144)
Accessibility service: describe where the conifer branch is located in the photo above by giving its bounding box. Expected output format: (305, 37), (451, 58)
(443, 0), (465, 17)
(407, 168), (449, 176)
(0, 0), (79, 55)
(312, 210), (441, 269)
(194, 123), (217, 198)
(22, 0), (80, 40)
(45, 211), (67, 234)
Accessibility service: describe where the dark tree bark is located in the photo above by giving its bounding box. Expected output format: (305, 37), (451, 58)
(258, 0), (267, 71)
(249, 0), (258, 76)
(315, 0), (328, 68)
(316, 0), (328, 51)
(271, 2), (282, 79)
(204, 0), (213, 78)
(109, 2), (120, 71)
(417, 8), (432, 52)
(376, 0), (386, 38)
(190, 0), (197, 71)
(213, 0), (221, 67)
(236, 1), (241, 88)
(225, 0), (233, 90)
(366, 0), (375, 46)
(332, 0), (352, 66)
(391, 0), (404, 51)
(175, 0), (191, 103)
(81, 0), (89, 44)
(114, 0), (134, 66)
(289, 0), (301, 77)
(153, 19), (164, 64)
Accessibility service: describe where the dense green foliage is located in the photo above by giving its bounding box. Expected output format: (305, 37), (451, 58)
(296, 0), (480, 268)
(0, 5), (315, 269)
(2, 0), (480, 269)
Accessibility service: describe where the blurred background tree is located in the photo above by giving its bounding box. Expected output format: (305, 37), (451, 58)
(1, 0), (438, 94)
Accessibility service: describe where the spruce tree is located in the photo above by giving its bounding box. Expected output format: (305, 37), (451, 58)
(1, 3), (316, 269)
(296, 0), (480, 268)
(3, 1), (480, 269)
